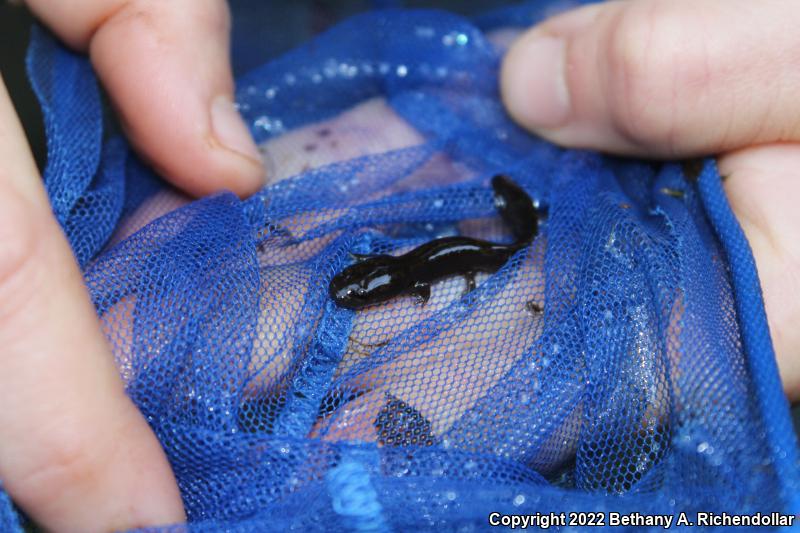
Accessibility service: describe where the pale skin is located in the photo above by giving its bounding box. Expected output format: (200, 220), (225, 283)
(0, 0), (798, 530)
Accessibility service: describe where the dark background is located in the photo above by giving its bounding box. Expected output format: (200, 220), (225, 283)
(1, 1), (799, 434)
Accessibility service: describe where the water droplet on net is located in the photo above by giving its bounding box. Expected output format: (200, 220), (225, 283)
(513, 494), (526, 506)
(445, 491), (457, 502)
(323, 61), (338, 78)
(254, 116), (284, 134)
(442, 32), (470, 47)
(396, 65), (409, 77)
(415, 26), (435, 38)
(433, 198), (444, 208)
(340, 63), (358, 78)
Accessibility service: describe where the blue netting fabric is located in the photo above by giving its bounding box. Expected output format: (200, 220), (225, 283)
(10, 1), (800, 531)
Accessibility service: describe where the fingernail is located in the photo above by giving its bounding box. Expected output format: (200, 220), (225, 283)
(503, 34), (570, 129)
(210, 95), (263, 166)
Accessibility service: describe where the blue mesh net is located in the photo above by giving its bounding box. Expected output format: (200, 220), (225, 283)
(9, 1), (800, 531)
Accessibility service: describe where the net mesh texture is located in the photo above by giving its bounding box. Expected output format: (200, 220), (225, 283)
(4, 1), (800, 531)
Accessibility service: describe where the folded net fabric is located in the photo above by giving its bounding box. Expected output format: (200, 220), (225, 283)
(6, 1), (800, 531)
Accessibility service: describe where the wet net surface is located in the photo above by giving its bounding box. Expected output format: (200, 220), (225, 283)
(5, 1), (800, 531)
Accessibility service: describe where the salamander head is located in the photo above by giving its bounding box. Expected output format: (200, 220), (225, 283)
(329, 255), (402, 310)
(491, 174), (541, 244)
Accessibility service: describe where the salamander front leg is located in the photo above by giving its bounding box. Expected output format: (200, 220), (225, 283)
(462, 272), (477, 295)
(411, 281), (431, 305)
(348, 252), (372, 262)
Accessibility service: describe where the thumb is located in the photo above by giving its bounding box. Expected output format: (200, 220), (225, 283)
(0, 77), (184, 531)
(501, 0), (800, 157)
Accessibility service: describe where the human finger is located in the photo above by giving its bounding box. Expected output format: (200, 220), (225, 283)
(501, 0), (800, 157)
(719, 144), (800, 402)
(0, 76), (184, 532)
(25, 0), (266, 197)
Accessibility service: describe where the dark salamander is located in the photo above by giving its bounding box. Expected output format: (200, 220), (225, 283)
(329, 175), (543, 310)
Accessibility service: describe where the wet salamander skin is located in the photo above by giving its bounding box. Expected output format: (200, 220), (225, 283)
(329, 175), (541, 310)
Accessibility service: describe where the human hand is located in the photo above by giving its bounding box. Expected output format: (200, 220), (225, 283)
(500, 0), (800, 402)
(0, 0), (265, 530)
